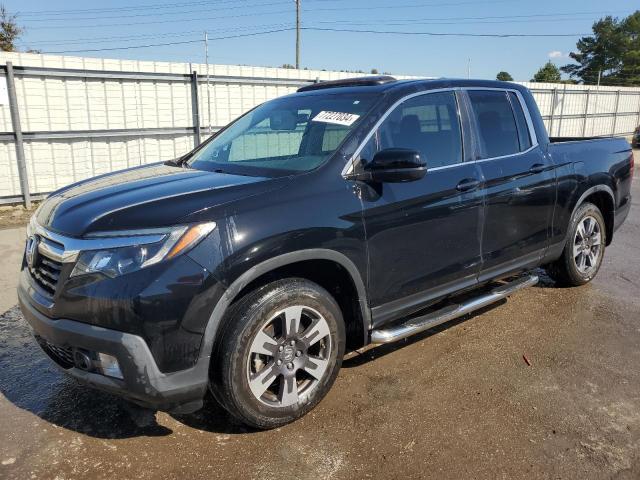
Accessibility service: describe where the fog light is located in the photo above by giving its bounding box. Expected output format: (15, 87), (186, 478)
(73, 350), (93, 371)
(97, 353), (123, 379)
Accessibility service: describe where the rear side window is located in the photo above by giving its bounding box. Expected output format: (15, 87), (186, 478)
(468, 90), (520, 158)
(508, 92), (532, 151)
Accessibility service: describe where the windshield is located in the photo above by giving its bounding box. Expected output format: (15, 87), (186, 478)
(188, 92), (377, 176)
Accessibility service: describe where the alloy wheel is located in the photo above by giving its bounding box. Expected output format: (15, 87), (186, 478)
(246, 305), (332, 407)
(573, 215), (602, 275)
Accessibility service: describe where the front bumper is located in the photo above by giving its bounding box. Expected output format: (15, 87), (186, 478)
(18, 288), (209, 413)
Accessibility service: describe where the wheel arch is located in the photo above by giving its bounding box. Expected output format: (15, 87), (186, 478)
(199, 249), (371, 365)
(570, 184), (615, 245)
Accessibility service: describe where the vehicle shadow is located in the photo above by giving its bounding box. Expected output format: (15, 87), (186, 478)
(532, 267), (557, 289)
(170, 396), (256, 434)
(0, 306), (175, 439)
(0, 305), (260, 437)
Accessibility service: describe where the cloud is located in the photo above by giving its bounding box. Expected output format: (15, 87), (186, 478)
(548, 51), (565, 59)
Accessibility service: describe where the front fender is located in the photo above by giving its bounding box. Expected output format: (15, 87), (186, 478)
(196, 248), (371, 367)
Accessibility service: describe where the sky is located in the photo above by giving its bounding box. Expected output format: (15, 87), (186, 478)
(4, 0), (639, 81)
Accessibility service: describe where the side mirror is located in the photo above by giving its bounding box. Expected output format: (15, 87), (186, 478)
(352, 148), (427, 183)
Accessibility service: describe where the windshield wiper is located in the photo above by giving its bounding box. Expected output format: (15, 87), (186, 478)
(165, 157), (192, 169)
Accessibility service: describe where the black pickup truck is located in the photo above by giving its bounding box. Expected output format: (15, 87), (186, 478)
(18, 77), (633, 429)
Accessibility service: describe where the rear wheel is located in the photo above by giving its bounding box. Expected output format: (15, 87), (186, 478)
(547, 202), (606, 286)
(211, 278), (345, 429)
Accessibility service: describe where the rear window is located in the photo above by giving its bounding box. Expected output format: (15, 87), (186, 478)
(468, 90), (520, 159)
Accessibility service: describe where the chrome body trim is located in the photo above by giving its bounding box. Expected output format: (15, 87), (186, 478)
(370, 274), (538, 344)
(28, 217), (171, 264)
(342, 86), (539, 176)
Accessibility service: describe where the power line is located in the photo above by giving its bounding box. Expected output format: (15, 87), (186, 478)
(305, 0), (520, 13)
(21, 7), (634, 48)
(19, 4), (628, 33)
(24, 23), (294, 46)
(40, 24), (596, 55)
(302, 27), (592, 38)
(20, 1), (291, 23)
(27, 9), (622, 45)
(45, 39), (203, 54)
(313, 18), (609, 27)
(43, 28), (296, 54)
(19, 0), (526, 29)
(15, 0), (307, 16)
(23, 8), (293, 30)
(13, 0), (505, 17)
(316, 10), (631, 24)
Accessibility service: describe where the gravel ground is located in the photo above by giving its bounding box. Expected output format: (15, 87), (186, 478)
(0, 159), (638, 479)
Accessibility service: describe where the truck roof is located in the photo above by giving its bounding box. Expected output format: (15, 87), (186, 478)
(296, 76), (527, 96)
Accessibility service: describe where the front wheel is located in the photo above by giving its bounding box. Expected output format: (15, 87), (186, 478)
(546, 202), (606, 286)
(210, 278), (345, 429)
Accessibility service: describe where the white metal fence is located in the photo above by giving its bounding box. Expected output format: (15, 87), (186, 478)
(522, 81), (640, 138)
(1, 52), (639, 205)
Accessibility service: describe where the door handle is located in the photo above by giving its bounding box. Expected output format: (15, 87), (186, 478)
(456, 178), (480, 192)
(529, 163), (546, 174)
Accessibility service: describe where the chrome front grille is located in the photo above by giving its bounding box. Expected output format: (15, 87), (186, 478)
(28, 237), (64, 296)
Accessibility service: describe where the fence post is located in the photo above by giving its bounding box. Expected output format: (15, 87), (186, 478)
(582, 89), (591, 137)
(5, 62), (31, 208)
(637, 92), (640, 131)
(611, 90), (621, 137)
(557, 84), (567, 137)
(190, 70), (201, 148)
(548, 88), (557, 136)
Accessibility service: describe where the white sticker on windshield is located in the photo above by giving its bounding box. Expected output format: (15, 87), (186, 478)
(312, 111), (360, 126)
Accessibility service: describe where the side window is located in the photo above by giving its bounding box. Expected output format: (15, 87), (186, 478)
(467, 90), (520, 159)
(374, 91), (462, 168)
(508, 92), (532, 151)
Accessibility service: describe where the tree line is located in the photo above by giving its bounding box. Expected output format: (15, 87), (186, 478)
(498, 10), (639, 86)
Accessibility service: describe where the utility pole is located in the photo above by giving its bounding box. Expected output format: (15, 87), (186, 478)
(467, 58), (471, 79)
(204, 31), (212, 135)
(295, 0), (301, 69)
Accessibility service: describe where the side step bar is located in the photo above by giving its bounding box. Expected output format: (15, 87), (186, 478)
(370, 274), (539, 344)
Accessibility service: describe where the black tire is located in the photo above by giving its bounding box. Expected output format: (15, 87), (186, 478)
(546, 202), (606, 287)
(210, 278), (345, 429)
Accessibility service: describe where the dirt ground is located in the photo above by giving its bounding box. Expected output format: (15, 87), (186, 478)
(0, 159), (638, 479)
(0, 204), (38, 229)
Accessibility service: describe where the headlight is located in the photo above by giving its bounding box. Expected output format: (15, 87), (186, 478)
(70, 222), (216, 278)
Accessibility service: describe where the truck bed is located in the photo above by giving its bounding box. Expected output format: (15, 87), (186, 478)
(549, 136), (625, 143)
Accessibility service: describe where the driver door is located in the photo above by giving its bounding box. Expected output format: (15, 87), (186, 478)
(357, 90), (484, 326)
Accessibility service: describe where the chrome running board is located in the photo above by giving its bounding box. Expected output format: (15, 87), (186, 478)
(370, 274), (539, 344)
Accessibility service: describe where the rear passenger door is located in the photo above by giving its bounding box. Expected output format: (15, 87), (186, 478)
(465, 89), (555, 280)
(356, 90), (484, 326)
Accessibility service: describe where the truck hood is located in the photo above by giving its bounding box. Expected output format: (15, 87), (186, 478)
(36, 163), (289, 236)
